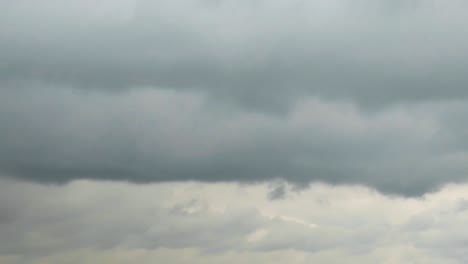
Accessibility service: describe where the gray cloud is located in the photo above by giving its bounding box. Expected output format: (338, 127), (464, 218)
(1, 83), (468, 195)
(2, 0), (468, 111)
(1, 0), (468, 195)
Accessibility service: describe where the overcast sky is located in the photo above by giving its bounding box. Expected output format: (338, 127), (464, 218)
(2, 0), (468, 263)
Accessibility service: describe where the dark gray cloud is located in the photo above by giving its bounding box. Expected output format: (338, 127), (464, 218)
(268, 181), (288, 200)
(2, 0), (468, 110)
(0, 84), (467, 195)
(1, 0), (468, 195)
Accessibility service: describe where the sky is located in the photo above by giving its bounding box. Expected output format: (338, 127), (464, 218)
(2, 0), (468, 263)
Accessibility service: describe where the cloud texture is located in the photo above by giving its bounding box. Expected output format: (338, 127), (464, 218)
(3, 178), (468, 264)
(2, 0), (468, 195)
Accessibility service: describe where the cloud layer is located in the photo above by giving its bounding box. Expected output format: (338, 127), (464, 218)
(3, 0), (468, 108)
(2, 0), (468, 195)
(3, 179), (468, 263)
(1, 84), (468, 195)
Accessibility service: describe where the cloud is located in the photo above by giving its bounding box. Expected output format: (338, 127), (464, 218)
(2, 84), (468, 195)
(1, 179), (467, 263)
(1, 0), (468, 195)
(3, 1), (468, 263)
(2, 0), (468, 110)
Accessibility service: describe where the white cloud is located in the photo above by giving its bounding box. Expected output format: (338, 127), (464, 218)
(1, 178), (467, 263)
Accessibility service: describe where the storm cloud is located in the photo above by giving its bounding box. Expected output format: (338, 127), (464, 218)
(2, 1), (468, 107)
(2, 0), (468, 195)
